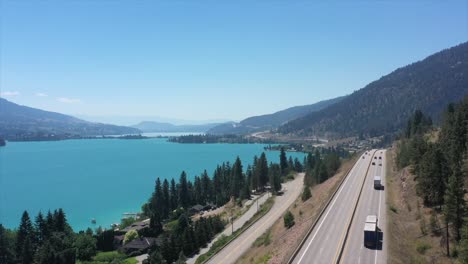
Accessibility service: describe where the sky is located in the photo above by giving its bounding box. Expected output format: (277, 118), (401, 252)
(1, 0), (467, 124)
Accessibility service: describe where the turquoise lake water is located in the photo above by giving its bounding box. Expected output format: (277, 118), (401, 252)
(0, 138), (304, 231)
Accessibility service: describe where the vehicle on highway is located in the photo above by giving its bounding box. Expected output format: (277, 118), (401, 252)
(374, 157), (377, 159)
(379, 156), (382, 159)
(372, 162), (375, 165)
(374, 176), (381, 189)
(364, 215), (378, 248)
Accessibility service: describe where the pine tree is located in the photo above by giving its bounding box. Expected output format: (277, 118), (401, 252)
(162, 179), (170, 218)
(443, 167), (465, 240)
(230, 157), (243, 198)
(170, 179), (178, 211)
(178, 171), (189, 208)
(294, 157), (303, 172)
(256, 153), (269, 191)
(302, 187), (312, 201)
(35, 211), (47, 244)
(201, 170), (212, 204)
(280, 147), (288, 175)
(0, 224), (15, 264)
(16, 211), (34, 262)
(269, 163), (282, 194)
(288, 156), (294, 172)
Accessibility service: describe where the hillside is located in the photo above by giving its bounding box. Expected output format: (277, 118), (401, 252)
(279, 42), (468, 138)
(208, 96), (345, 134)
(0, 98), (140, 139)
(132, 121), (221, 133)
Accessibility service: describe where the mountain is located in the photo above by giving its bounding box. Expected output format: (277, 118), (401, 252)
(208, 96), (345, 135)
(279, 42), (468, 139)
(132, 121), (222, 133)
(0, 98), (140, 139)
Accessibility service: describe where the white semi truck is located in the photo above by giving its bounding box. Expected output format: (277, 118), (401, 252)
(374, 176), (381, 189)
(364, 215), (378, 247)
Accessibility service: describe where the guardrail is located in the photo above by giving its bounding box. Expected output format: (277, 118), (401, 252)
(287, 152), (363, 264)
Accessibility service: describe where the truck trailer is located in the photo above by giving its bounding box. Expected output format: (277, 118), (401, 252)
(374, 176), (382, 189)
(364, 215), (378, 248)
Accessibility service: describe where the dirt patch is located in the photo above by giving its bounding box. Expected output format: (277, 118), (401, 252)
(235, 155), (359, 264)
(386, 146), (451, 264)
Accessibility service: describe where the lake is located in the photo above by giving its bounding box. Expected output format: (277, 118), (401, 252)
(0, 138), (305, 231)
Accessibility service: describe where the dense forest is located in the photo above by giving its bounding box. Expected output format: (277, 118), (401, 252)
(279, 42), (468, 139)
(396, 96), (468, 259)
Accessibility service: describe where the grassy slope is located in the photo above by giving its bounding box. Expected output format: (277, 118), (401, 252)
(386, 147), (451, 264)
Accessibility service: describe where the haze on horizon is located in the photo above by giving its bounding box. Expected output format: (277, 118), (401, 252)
(1, 0), (467, 124)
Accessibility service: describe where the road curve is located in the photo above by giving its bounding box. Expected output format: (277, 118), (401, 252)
(207, 173), (305, 264)
(291, 150), (376, 264)
(341, 150), (387, 264)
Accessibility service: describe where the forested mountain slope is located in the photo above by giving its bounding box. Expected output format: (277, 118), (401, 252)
(208, 96), (344, 134)
(279, 42), (468, 138)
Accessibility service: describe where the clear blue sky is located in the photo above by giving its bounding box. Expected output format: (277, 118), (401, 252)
(1, 0), (467, 123)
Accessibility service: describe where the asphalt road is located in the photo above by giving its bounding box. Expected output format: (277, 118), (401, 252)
(292, 150), (376, 264)
(207, 173), (305, 264)
(187, 193), (270, 264)
(341, 150), (387, 264)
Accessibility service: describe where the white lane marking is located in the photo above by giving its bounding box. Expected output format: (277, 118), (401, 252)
(296, 155), (366, 264)
(375, 152), (384, 264)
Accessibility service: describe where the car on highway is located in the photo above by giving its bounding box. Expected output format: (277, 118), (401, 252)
(372, 162), (375, 165)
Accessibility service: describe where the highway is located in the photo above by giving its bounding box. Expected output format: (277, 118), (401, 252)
(206, 173), (304, 264)
(291, 150), (376, 264)
(341, 150), (387, 264)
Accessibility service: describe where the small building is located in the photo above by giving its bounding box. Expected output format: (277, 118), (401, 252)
(119, 221), (149, 233)
(189, 204), (204, 215)
(121, 237), (158, 255)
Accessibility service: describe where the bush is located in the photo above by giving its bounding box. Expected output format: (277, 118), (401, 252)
(415, 241), (431, 254)
(419, 217), (427, 235)
(302, 187), (312, 201)
(124, 230), (139, 244)
(283, 210), (295, 229)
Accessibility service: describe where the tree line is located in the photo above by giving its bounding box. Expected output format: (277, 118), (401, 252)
(0, 209), (97, 264)
(396, 97), (468, 258)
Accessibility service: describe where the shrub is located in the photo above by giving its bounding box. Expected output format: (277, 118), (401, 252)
(124, 230), (139, 244)
(415, 241), (431, 254)
(283, 210), (295, 229)
(302, 187), (312, 201)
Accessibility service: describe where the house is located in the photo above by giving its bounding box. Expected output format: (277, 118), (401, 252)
(189, 204), (204, 215)
(119, 220), (149, 233)
(121, 237), (158, 255)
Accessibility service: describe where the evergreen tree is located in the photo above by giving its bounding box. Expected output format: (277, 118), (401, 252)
(178, 171), (189, 208)
(0, 224), (15, 264)
(283, 210), (295, 229)
(251, 156), (259, 191)
(443, 167), (465, 240)
(16, 211), (34, 262)
(35, 211), (47, 244)
(417, 144), (448, 206)
(162, 179), (170, 218)
(256, 153), (269, 191)
(294, 157), (303, 172)
(268, 163), (282, 194)
(230, 157), (243, 198)
(280, 147), (289, 176)
(302, 187), (312, 201)
(201, 170), (212, 204)
(170, 179), (178, 211)
(288, 156), (294, 172)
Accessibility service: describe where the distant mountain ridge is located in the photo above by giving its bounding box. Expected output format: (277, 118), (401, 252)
(132, 121), (221, 133)
(208, 96), (345, 134)
(0, 98), (140, 139)
(279, 42), (468, 138)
